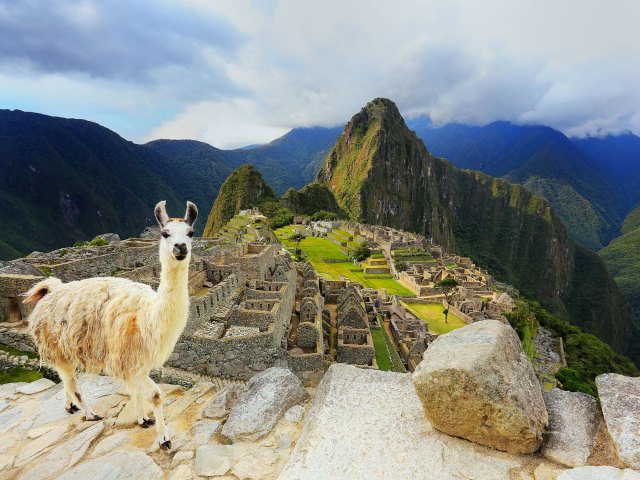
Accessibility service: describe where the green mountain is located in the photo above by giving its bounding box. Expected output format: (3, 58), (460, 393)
(203, 164), (280, 235)
(145, 139), (235, 216)
(600, 206), (640, 330)
(574, 133), (640, 214)
(238, 127), (343, 195)
(317, 98), (639, 362)
(145, 127), (341, 198)
(0, 109), (198, 258)
(407, 120), (622, 250)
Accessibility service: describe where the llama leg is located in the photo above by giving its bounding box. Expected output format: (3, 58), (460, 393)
(57, 363), (102, 421)
(56, 362), (80, 414)
(141, 376), (170, 449)
(126, 379), (155, 428)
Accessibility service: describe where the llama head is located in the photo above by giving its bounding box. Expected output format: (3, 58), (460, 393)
(154, 201), (198, 262)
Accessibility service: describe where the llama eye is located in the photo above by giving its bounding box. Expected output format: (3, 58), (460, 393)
(187, 231), (194, 238)
(162, 231), (170, 238)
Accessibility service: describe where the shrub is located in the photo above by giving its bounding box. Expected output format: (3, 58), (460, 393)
(353, 245), (371, 262)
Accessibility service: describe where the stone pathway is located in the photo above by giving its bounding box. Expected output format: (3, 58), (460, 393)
(0, 373), (306, 479)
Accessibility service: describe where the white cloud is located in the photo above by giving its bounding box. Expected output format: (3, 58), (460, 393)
(1, 0), (639, 144)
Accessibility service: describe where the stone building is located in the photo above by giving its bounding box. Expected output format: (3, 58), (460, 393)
(336, 286), (374, 366)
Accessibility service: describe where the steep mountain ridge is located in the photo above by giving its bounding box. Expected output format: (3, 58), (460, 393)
(317, 98), (638, 361)
(406, 119), (622, 250)
(0, 109), (190, 258)
(600, 205), (640, 330)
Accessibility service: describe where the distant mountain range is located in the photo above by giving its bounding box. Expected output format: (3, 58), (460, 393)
(405, 119), (640, 251)
(1, 103), (638, 364)
(0, 110), (339, 258)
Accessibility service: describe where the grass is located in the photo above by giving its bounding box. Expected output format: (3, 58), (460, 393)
(275, 226), (414, 295)
(401, 302), (466, 334)
(522, 325), (538, 361)
(0, 367), (43, 384)
(370, 328), (393, 371)
(0, 343), (38, 359)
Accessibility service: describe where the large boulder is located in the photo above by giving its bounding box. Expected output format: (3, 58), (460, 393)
(412, 320), (548, 454)
(221, 367), (309, 442)
(280, 363), (560, 480)
(596, 373), (640, 469)
(203, 384), (245, 419)
(541, 389), (599, 467)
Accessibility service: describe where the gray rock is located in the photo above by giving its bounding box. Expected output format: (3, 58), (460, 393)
(194, 445), (233, 476)
(0, 406), (23, 434)
(16, 378), (56, 395)
(58, 451), (162, 480)
(202, 383), (245, 419)
(17, 422), (104, 480)
(557, 466), (640, 479)
(15, 423), (69, 467)
(91, 430), (134, 458)
(190, 419), (222, 445)
(97, 233), (121, 244)
(279, 363), (557, 480)
(541, 389), (599, 467)
(221, 367), (309, 442)
(0, 382), (26, 400)
(284, 404), (305, 423)
(596, 373), (640, 469)
(412, 320), (548, 454)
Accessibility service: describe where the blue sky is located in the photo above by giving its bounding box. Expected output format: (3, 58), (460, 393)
(1, 0), (639, 148)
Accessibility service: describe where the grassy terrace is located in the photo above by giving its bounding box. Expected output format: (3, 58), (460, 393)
(401, 302), (466, 334)
(370, 328), (393, 370)
(274, 226), (414, 296)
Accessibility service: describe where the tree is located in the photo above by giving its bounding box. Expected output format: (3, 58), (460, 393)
(435, 277), (459, 323)
(288, 232), (306, 260)
(353, 244), (371, 262)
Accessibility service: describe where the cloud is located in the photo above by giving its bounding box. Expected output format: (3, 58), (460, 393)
(1, 0), (639, 146)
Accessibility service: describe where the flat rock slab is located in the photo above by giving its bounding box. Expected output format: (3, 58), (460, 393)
(557, 466), (640, 479)
(412, 320), (548, 454)
(541, 389), (599, 467)
(58, 451), (162, 480)
(17, 421), (104, 480)
(279, 364), (555, 480)
(0, 406), (23, 434)
(222, 367), (309, 442)
(16, 378), (55, 395)
(596, 374), (640, 469)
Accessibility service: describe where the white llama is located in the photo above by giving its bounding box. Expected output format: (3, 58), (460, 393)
(23, 200), (198, 450)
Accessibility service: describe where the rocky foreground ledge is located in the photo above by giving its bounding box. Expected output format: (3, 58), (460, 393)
(1, 361), (639, 479)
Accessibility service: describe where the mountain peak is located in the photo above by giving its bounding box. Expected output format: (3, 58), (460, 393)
(203, 164), (277, 235)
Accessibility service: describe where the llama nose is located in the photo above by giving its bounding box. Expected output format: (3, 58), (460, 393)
(174, 243), (187, 255)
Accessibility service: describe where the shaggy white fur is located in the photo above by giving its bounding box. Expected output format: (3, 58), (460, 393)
(23, 200), (198, 450)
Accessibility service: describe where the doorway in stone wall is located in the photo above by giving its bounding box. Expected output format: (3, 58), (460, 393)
(6, 297), (21, 322)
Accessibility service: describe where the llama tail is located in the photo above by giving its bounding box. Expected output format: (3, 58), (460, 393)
(23, 277), (63, 305)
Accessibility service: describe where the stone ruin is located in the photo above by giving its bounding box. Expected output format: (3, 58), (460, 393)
(0, 233), (325, 385)
(336, 285), (374, 366)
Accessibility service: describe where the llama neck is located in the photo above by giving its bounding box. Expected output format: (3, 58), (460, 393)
(154, 257), (190, 363)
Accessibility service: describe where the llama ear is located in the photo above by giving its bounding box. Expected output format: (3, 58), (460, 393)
(154, 201), (169, 227)
(184, 201), (198, 226)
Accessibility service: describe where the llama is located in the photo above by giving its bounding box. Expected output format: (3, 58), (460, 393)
(23, 200), (198, 450)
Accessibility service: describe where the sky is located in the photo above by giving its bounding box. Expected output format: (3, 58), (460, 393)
(0, 0), (639, 149)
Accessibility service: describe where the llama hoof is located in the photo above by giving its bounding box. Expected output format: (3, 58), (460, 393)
(159, 440), (171, 450)
(139, 418), (155, 428)
(85, 414), (103, 421)
(66, 404), (80, 414)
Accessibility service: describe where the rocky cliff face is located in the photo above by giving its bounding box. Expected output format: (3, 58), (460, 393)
(316, 98), (638, 361)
